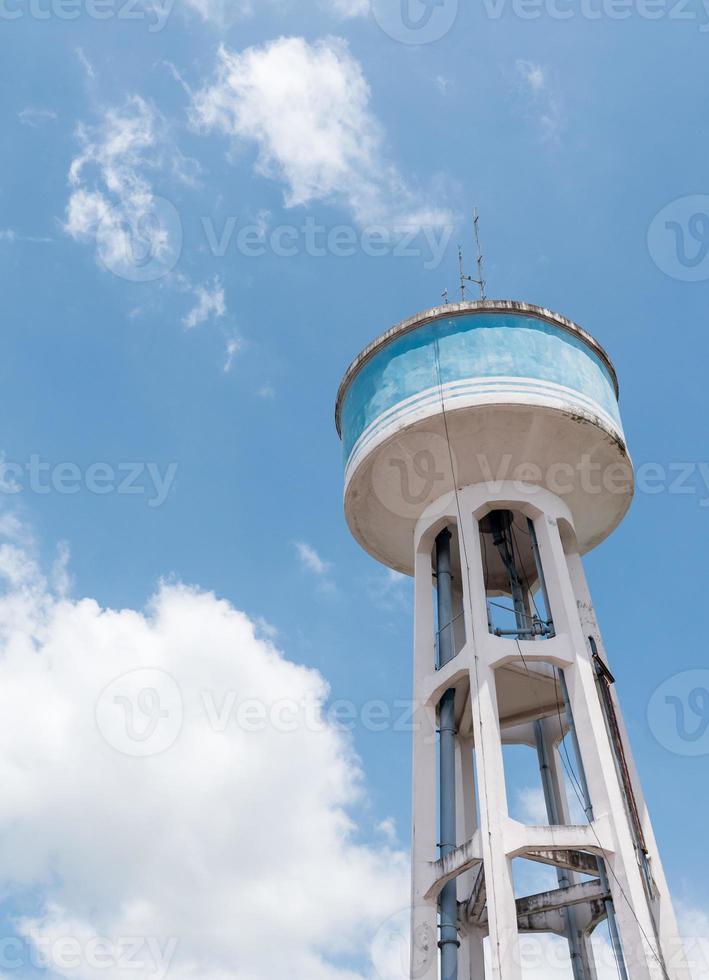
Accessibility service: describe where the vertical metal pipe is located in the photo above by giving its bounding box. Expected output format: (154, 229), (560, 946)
(527, 517), (554, 634)
(558, 671), (630, 980)
(436, 528), (455, 669)
(439, 689), (459, 980)
(435, 529), (458, 980)
(491, 511), (527, 636)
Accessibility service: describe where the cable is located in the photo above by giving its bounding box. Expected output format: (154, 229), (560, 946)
(487, 599), (537, 623)
(509, 522), (544, 625)
(551, 669), (589, 814)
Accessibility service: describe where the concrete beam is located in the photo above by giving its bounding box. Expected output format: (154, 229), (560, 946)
(423, 834), (483, 902)
(465, 878), (609, 938)
(461, 864), (486, 926)
(523, 848), (601, 876)
(516, 879), (607, 918)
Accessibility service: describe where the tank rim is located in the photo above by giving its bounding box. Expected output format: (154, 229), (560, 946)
(334, 299), (620, 437)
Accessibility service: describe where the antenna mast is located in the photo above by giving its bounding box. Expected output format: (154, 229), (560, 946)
(458, 246), (467, 301)
(473, 207), (487, 300)
(457, 209), (487, 302)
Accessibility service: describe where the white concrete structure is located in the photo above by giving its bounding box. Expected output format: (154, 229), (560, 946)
(335, 301), (689, 980)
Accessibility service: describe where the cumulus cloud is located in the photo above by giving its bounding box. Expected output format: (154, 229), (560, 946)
(64, 96), (187, 280)
(191, 37), (452, 230)
(0, 517), (407, 978)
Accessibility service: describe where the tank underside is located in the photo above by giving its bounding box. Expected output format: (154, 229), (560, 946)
(343, 401), (633, 576)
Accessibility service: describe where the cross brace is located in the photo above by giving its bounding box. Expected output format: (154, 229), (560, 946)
(462, 872), (609, 937)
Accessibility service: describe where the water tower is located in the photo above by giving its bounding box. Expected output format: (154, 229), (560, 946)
(335, 300), (688, 980)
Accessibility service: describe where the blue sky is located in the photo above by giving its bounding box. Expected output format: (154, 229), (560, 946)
(1, 0), (709, 977)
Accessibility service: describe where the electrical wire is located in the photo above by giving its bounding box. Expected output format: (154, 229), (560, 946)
(509, 521), (544, 626)
(487, 599), (537, 622)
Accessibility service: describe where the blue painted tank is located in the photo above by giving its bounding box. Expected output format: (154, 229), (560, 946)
(335, 301), (633, 574)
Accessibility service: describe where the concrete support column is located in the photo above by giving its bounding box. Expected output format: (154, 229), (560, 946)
(460, 500), (522, 980)
(410, 546), (439, 980)
(457, 737), (484, 979)
(459, 930), (486, 980)
(467, 659), (520, 980)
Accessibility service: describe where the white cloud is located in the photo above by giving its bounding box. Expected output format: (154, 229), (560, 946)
(294, 540), (333, 581)
(182, 277), (226, 329)
(368, 568), (410, 612)
(517, 59), (546, 94)
(0, 229), (52, 244)
(191, 37), (453, 230)
(515, 60), (563, 143)
(75, 45), (96, 81)
(0, 516), (407, 978)
(64, 96), (186, 280)
(184, 0), (367, 26)
(18, 107), (58, 127)
(517, 785), (548, 825)
(182, 0), (251, 26)
(326, 0), (369, 15)
(223, 335), (242, 373)
(376, 817), (398, 844)
(676, 904), (709, 979)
